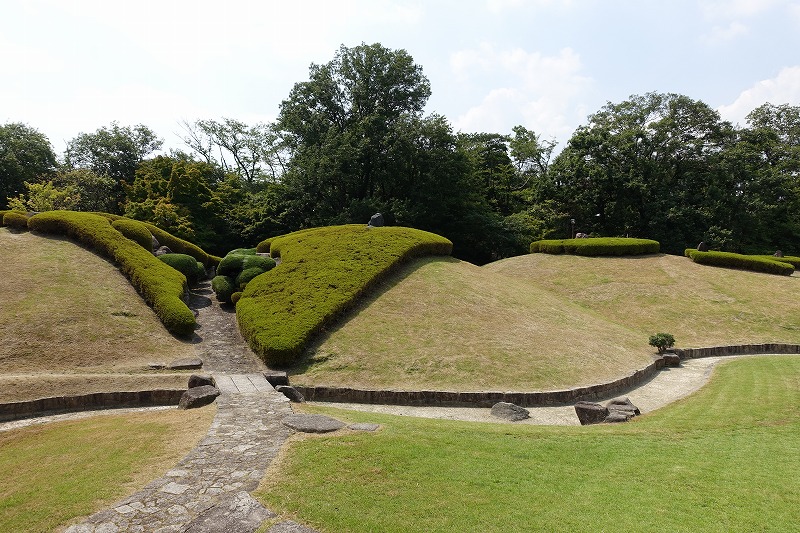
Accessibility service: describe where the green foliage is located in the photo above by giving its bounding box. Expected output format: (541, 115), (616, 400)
(235, 267), (266, 288)
(255, 238), (273, 253)
(230, 291), (243, 305)
(211, 275), (236, 304)
(0, 210), (7, 226)
(112, 218), (153, 250)
(685, 249), (794, 276)
(0, 122), (58, 209)
(3, 210), (29, 230)
(141, 221), (218, 267)
(217, 248), (256, 276)
(530, 237), (660, 256)
(236, 224), (453, 367)
(7, 180), (80, 212)
(648, 332), (675, 353)
(212, 248), (274, 300)
(754, 255), (800, 268)
(158, 253), (205, 285)
(26, 211), (196, 335)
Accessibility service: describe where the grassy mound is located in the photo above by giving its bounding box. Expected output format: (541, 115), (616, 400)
(237, 225), (453, 367)
(257, 355), (800, 532)
(531, 237), (660, 256)
(26, 211), (196, 336)
(685, 249), (794, 276)
(2, 211), (29, 230)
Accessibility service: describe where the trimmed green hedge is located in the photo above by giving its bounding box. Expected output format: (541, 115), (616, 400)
(237, 224), (453, 367)
(27, 211), (196, 335)
(530, 237), (660, 256)
(211, 275), (236, 303)
(158, 253), (206, 285)
(112, 218), (153, 251)
(685, 249), (795, 276)
(0, 210), (8, 226)
(3, 211), (29, 230)
(754, 255), (800, 268)
(211, 248), (276, 302)
(142, 222), (220, 268)
(218, 248), (257, 276)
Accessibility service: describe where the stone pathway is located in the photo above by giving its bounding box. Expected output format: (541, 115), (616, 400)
(65, 284), (319, 532)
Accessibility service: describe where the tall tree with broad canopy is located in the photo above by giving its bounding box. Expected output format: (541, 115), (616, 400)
(0, 123), (58, 209)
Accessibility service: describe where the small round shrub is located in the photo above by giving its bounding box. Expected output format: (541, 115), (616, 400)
(158, 253), (205, 285)
(3, 211), (29, 230)
(242, 255), (276, 272)
(217, 252), (249, 276)
(211, 275), (236, 303)
(231, 291), (243, 305)
(112, 218), (154, 251)
(236, 267), (266, 288)
(649, 333), (676, 354)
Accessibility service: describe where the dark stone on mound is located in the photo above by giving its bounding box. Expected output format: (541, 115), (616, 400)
(490, 401), (531, 421)
(697, 241), (708, 252)
(169, 357), (203, 370)
(154, 245), (173, 256)
(179, 385), (220, 409)
(275, 385), (304, 403)
(151, 235), (160, 252)
(367, 212), (384, 227)
(283, 414), (345, 433)
(264, 370), (289, 387)
(184, 491), (275, 533)
(188, 374), (216, 389)
(606, 397), (641, 416)
(574, 401), (609, 425)
(662, 353), (681, 367)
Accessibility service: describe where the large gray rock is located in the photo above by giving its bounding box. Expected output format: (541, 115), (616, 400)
(367, 212), (384, 227)
(662, 353), (681, 367)
(574, 401), (609, 425)
(606, 397), (640, 416)
(490, 402), (531, 421)
(178, 385), (220, 409)
(697, 241), (709, 252)
(154, 245), (173, 256)
(283, 414), (345, 433)
(184, 491), (275, 533)
(151, 234), (160, 253)
(275, 385), (304, 403)
(169, 357), (203, 370)
(188, 374), (216, 389)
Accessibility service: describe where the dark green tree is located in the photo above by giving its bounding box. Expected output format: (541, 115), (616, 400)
(0, 123), (57, 209)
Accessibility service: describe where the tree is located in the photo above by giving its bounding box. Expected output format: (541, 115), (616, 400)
(64, 122), (162, 211)
(0, 123), (57, 209)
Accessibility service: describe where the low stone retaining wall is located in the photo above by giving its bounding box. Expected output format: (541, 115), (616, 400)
(0, 389), (185, 422)
(294, 357), (667, 407)
(673, 343), (800, 359)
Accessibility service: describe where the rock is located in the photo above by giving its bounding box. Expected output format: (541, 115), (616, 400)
(184, 491), (275, 533)
(275, 385), (304, 403)
(188, 374), (216, 389)
(283, 414), (346, 433)
(490, 401), (531, 421)
(263, 370), (289, 387)
(178, 385), (220, 409)
(349, 423), (381, 432)
(367, 212), (384, 227)
(697, 241), (709, 252)
(151, 234), (160, 252)
(148, 362), (166, 370)
(606, 397), (641, 416)
(604, 412), (633, 423)
(168, 357), (203, 370)
(154, 245), (173, 256)
(266, 521), (320, 533)
(774, 250), (784, 257)
(574, 401), (609, 425)
(662, 353), (681, 367)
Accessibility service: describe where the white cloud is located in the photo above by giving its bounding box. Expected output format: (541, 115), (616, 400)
(717, 66), (800, 125)
(450, 45), (592, 141)
(702, 21), (750, 43)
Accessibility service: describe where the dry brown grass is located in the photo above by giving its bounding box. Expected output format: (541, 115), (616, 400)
(0, 228), (195, 401)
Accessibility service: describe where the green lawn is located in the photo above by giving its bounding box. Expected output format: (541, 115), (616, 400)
(257, 355), (800, 532)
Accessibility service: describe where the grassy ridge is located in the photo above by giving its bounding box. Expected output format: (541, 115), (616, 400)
(258, 356), (800, 532)
(237, 225), (452, 367)
(26, 211), (196, 335)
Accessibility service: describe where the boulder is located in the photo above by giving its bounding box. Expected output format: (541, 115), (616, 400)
(178, 385), (220, 409)
(490, 402), (531, 421)
(283, 414), (345, 433)
(574, 401), (609, 425)
(188, 374), (216, 389)
(367, 212), (384, 227)
(275, 385), (304, 403)
(604, 412), (633, 423)
(263, 370), (289, 387)
(151, 234), (160, 252)
(697, 241), (709, 252)
(168, 357), (203, 370)
(774, 250), (784, 257)
(662, 353), (681, 367)
(154, 245), (173, 256)
(606, 397), (640, 416)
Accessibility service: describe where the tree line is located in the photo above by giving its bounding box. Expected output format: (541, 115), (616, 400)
(2, 43), (799, 263)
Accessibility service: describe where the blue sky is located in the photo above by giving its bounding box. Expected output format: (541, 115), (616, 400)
(2, 0), (799, 155)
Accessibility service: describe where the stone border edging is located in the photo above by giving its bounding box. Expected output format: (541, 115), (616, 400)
(293, 343), (800, 407)
(0, 389), (185, 422)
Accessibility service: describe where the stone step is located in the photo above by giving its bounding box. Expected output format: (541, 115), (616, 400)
(214, 373), (274, 394)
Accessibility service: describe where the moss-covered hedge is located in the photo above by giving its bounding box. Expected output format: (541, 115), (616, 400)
(0, 210), (9, 226)
(2, 211), (29, 230)
(158, 253), (206, 285)
(211, 275), (236, 303)
(142, 222), (220, 268)
(685, 249), (795, 276)
(754, 255), (800, 268)
(237, 224), (453, 367)
(112, 218), (153, 251)
(211, 248), (276, 302)
(530, 237), (660, 256)
(27, 211), (196, 335)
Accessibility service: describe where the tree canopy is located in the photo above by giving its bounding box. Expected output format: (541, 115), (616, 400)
(0, 123), (57, 209)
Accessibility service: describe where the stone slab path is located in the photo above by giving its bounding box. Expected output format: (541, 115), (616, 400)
(64, 283), (318, 533)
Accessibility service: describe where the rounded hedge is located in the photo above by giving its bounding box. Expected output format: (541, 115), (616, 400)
(211, 275), (236, 303)
(236, 267), (266, 288)
(530, 237), (660, 256)
(2, 211), (29, 230)
(217, 249), (258, 276)
(112, 218), (153, 251)
(231, 291), (243, 305)
(158, 253), (206, 285)
(685, 249), (794, 276)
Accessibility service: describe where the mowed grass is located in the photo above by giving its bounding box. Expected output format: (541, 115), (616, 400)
(0, 228), (193, 401)
(295, 257), (651, 391)
(257, 356), (800, 532)
(486, 253), (800, 347)
(296, 253), (800, 391)
(0, 405), (215, 532)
